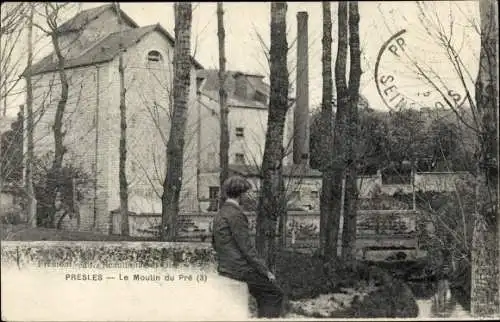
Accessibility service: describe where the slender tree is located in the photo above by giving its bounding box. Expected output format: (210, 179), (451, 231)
(376, 1), (497, 313)
(25, 4), (36, 227)
(409, 1), (499, 314)
(32, 3), (72, 228)
(161, 2), (192, 241)
(48, 6), (69, 227)
(325, 1), (349, 259)
(341, 1), (362, 262)
(319, 1), (335, 258)
(217, 2), (229, 202)
(0, 2), (27, 116)
(114, 2), (129, 236)
(256, 2), (288, 270)
(470, 0), (499, 316)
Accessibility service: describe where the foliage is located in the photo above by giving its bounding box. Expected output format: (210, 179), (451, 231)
(386, 109), (427, 162)
(395, 187), (474, 255)
(392, 180), (476, 308)
(274, 250), (418, 317)
(31, 154), (92, 228)
(309, 109), (324, 170)
(1, 224), (153, 241)
(356, 107), (390, 174)
(0, 111), (23, 183)
(311, 106), (476, 175)
(427, 119), (464, 170)
(348, 275), (419, 318)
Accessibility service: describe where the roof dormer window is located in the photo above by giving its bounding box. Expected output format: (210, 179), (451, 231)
(147, 50), (162, 63)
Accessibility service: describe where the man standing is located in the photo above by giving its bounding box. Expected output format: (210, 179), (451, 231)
(212, 175), (284, 318)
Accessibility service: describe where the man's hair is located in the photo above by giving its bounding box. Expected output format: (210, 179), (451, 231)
(222, 175), (252, 198)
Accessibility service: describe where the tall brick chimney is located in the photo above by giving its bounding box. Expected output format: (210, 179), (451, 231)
(293, 11), (310, 165)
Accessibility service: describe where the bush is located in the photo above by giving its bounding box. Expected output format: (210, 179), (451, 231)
(349, 276), (419, 318)
(32, 154), (92, 228)
(393, 187), (474, 310)
(275, 250), (336, 300)
(1, 212), (23, 225)
(274, 250), (419, 318)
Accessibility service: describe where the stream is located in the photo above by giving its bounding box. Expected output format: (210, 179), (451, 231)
(410, 279), (471, 318)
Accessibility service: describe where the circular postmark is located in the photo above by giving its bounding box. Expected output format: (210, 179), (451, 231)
(375, 29), (470, 111)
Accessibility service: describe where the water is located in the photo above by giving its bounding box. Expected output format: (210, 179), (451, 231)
(413, 279), (471, 319)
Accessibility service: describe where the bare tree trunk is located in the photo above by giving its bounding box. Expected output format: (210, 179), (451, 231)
(25, 4), (36, 227)
(256, 2), (288, 270)
(26, 3), (80, 228)
(471, 0), (499, 316)
(161, 2), (192, 241)
(341, 1), (361, 262)
(319, 1), (335, 258)
(115, 2), (129, 236)
(2, 82), (6, 117)
(47, 29), (69, 229)
(217, 2), (229, 203)
(325, 1), (349, 259)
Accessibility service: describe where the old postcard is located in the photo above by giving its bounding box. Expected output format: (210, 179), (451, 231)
(1, 1), (498, 321)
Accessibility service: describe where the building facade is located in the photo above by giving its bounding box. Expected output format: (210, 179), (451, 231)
(195, 69), (296, 212)
(24, 5), (302, 233)
(26, 5), (201, 233)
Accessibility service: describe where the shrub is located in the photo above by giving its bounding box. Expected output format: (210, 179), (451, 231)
(32, 154), (92, 228)
(393, 183), (475, 309)
(1, 212), (23, 225)
(275, 250), (419, 318)
(349, 276), (419, 318)
(275, 250), (330, 300)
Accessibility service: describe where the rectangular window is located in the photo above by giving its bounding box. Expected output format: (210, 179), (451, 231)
(196, 77), (204, 94)
(208, 186), (220, 211)
(235, 127), (244, 138)
(235, 153), (245, 165)
(311, 190), (319, 198)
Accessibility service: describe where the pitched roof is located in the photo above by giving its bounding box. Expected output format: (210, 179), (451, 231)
(229, 163), (322, 178)
(246, 75), (270, 97)
(56, 4), (138, 33)
(26, 24), (203, 76)
(201, 90), (269, 110)
(197, 69), (268, 92)
(197, 69), (270, 109)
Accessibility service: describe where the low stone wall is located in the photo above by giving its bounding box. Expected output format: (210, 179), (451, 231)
(1, 242), (255, 321)
(1, 241), (216, 270)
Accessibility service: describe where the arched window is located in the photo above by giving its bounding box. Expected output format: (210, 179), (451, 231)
(147, 50), (162, 63)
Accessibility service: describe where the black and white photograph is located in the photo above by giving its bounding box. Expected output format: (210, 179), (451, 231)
(1, 1), (498, 320)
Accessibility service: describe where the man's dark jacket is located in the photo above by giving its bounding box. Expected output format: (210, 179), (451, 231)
(212, 201), (269, 281)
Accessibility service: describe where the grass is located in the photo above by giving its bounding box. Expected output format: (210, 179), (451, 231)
(0, 223), (153, 241)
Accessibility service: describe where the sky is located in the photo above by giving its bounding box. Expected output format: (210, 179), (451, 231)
(1, 1), (481, 118)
